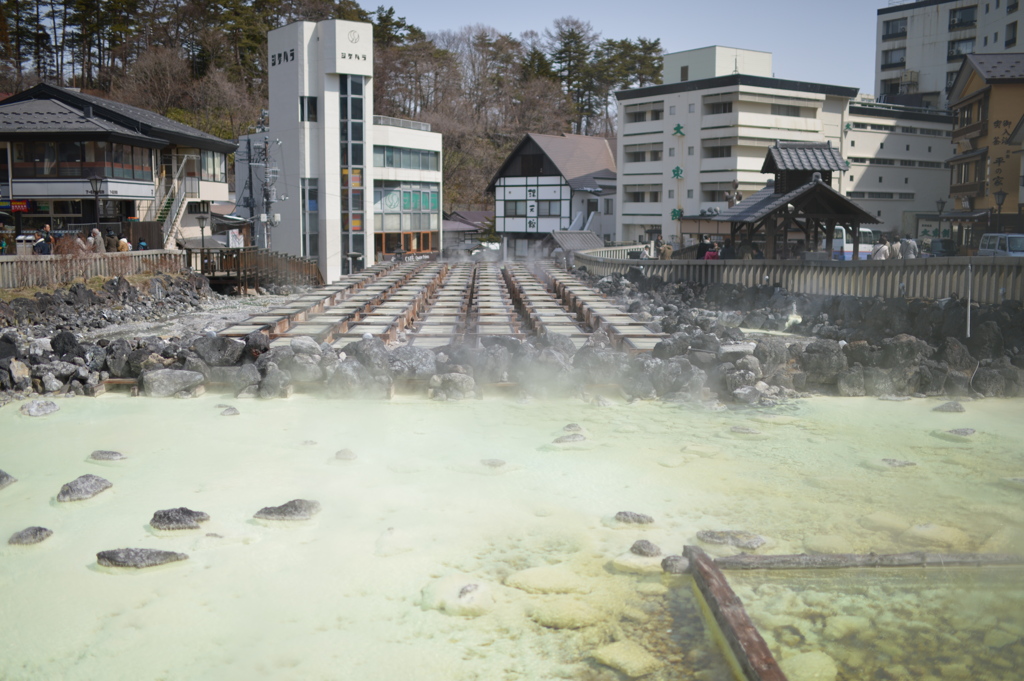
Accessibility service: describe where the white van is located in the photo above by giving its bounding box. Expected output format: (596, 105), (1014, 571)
(977, 233), (1024, 257)
(831, 227), (878, 260)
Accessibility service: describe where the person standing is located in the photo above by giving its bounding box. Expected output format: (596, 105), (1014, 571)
(695, 234), (712, 260)
(117, 235), (131, 252)
(889, 235), (902, 259)
(91, 228), (106, 253)
(719, 238), (736, 260)
(659, 241), (673, 260)
(871, 236), (890, 260)
(900, 234), (919, 259)
(104, 229), (119, 252)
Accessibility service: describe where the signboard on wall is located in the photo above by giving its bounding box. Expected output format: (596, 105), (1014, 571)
(0, 200), (30, 212)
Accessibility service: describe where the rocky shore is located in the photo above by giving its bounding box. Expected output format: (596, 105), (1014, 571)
(2, 270), (1023, 406)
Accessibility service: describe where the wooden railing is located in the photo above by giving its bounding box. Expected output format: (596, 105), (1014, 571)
(574, 251), (1024, 304)
(0, 250), (186, 288)
(183, 247), (324, 292)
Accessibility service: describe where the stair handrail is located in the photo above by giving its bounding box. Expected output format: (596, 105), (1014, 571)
(160, 155), (199, 247)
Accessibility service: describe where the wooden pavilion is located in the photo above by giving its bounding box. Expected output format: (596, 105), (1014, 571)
(713, 142), (879, 259)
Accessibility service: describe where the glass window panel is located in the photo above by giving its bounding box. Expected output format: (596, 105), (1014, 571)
(339, 77), (348, 95)
(341, 144), (349, 166)
(402, 191), (411, 210)
(351, 76), (363, 96)
(352, 143), (363, 166)
(429, 213), (439, 230)
(37, 141), (58, 177)
(383, 213), (401, 231)
(339, 96), (348, 121)
(373, 145), (384, 167)
(351, 98), (363, 121)
(385, 147), (394, 167)
(352, 189), (363, 211)
(401, 149), (412, 169)
(383, 189), (401, 211)
(352, 121), (363, 141)
(351, 213), (363, 231)
(411, 192), (420, 210)
(59, 141), (82, 177)
(350, 168), (362, 187)
(374, 213), (383, 229)
(430, 192), (439, 210)
(374, 189), (383, 211)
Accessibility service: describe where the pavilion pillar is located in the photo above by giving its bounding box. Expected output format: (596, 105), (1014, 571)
(851, 221), (861, 261)
(825, 220), (835, 258)
(765, 216), (777, 259)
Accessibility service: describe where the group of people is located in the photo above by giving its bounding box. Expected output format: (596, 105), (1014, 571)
(696, 235), (764, 261)
(870, 234), (920, 260)
(29, 224), (147, 255)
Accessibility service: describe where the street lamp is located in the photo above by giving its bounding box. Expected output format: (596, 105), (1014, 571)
(196, 215), (207, 250)
(88, 175), (103, 228)
(994, 189), (1008, 232)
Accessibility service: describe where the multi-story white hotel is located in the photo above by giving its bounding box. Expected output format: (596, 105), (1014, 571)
(237, 20), (442, 281)
(841, 95), (954, 235)
(613, 46), (857, 244)
(875, 0), (1022, 109)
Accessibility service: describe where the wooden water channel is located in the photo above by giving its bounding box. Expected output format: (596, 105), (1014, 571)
(218, 260), (670, 353)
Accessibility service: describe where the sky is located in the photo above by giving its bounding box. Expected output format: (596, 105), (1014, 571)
(389, 0), (886, 96)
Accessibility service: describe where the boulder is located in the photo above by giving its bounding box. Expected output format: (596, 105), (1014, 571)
(105, 339), (132, 377)
(420, 575), (495, 617)
(652, 332), (691, 360)
(259, 362), (293, 399)
(933, 401), (965, 413)
(340, 337), (391, 376)
(389, 346), (437, 379)
(798, 339), (848, 385)
(289, 336), (322, 356)
(661, 555), (690, 574)
(696, 529), (765, 550)
(0, 469), (16, 491)
(253, 498), (321, 520)
(615, 511), (654, 525)
(505, 565), (590, 594)
(630, 539), (661, 557)
(150, 507), (210, 530)
(243, 330), (270, 359)
(837, 366), (865, 396)
(192, 336), (245, 367)
(531, 600), (601, 629)
(51, 330), (80, 357)
(96, 548), (189, 568)
(754, 337), (789, 372)
(284, 353), (324, 382)
(221, 407), (240, 416)
(967, 320), (1004, 361)
(8, 526), (52, 545)
(8, 358), (31, 389)
(57, 474), (112, 501)
(326, 358), (390, 398)
(142, 369), (205, 397)
(428, 372), (476, 400)
(20, 400), (59, 417)
(90, 450), (125, 461)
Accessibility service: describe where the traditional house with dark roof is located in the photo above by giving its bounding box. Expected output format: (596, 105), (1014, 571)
(0, 83), (236, 246)
(715, 141), (878, 259)
(946, 53), (1024, 242)
(487, 133), (616, 258)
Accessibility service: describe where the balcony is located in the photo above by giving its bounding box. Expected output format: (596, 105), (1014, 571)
(1009, 0), (1019, 12)
(952, 120), (987, 141)
(881, 59), (906, 70)
(950, 181), (984, 197)
(947, 51), (969, 62)
(882, 29), (907, 41)
(948, 19), (977, 31)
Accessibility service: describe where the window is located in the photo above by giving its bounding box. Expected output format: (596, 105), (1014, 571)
(624, 101), (664, 123)
(623, 184), (662, 203)
(881, 78), (900, 95)
(372, 146), (439, 170)
(505, 200), (527, 217)
(919, 161), (945, 168)
(680, 66), (689, 82)
(868, 192), (894, 199)
(537, 200), (561, 216)
(1008, 20), (1018, 46)
(948, 38), (975, 59)
(300, 178), (319, 258)
(688, 103), (695, 113)
(624, 143), (663, 163)
(707, 146), (732, 158)
(883, 17), (908, 38)
(186, 201), (210, 214)
(687, 146), (694, 156)
(200, 150), (225, 183)
(669, 106), (676, 115)
(871, 124), (895, 131)
(687, 189), (693, 198)
(708, 101), (733, 115)
(299, 96), (317, 122)
(667, 190), (674, 199)
(901, 126), (917, 133)
(950, 6), (978, 28)
(849, 175), (854, 181)
(850, 140), (856, 147)
(882, 48), (907, 68)
(901, 160), (917, 167)
(771, 104), (801, 117)
(604, 198), (614, 215)
(668, 147), (675, 157)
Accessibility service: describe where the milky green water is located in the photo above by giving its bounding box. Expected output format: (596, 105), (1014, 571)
(1, 394), (1022, 681)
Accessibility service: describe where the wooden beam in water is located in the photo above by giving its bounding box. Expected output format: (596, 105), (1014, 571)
(715, 551), (1024, 570)
(683, 545), (788, 681)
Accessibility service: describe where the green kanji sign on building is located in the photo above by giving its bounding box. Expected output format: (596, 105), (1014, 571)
(673, 124), (685, 136)
(672, 166), (683, 179)
(671, 208), (684, 221)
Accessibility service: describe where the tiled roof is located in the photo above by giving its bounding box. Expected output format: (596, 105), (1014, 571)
(529, 134), (617, 192)
(966, 53), (1024, 81)
(714, 178), (879, 225)
(0, 84), (236, 152)
(0, 98), (165, 144)
(544, 230), (606, 252)
(761, 141), (847, 174)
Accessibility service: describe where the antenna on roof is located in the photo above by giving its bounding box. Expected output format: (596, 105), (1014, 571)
(733, 57), (739, 75)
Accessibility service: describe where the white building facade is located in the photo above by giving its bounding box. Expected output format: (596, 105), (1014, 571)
(841, 97), (954, 235)
(875, 0), (1021, 109)
(238, 20), (442, 282)
(614, 46), (857, 244)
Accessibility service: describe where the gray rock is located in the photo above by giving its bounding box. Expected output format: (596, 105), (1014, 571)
(389, 345), (438, 379)
(0, 469), (17, 491)
(236, 384), (260, 399)
(335, 448), (357, 460)
(630, 539), (661, 557)
(259, 362), (293, 399)
(41, 372), (64, 392)
(719, 342), (756, 361)
(615, 511), (654, 525)
(57, 474), (112, 501)
(142, 369), (205, 397)
(284, 353), (323, 382)
(254, 498), (322, 520)
(221, 407), (240, 416)
(104, 339), (132, 377)
(553, 433), (585, 443)
(696, 530), (765, 550)
(8, 526), (53, 545)
(9, 358), (32, 389)
(290, 336), (322, 356)
(480, 458), (505, 468)
(429, 372), (476, 399)
(563, 423), (582, 432)
(150, 507), (210, 530)
(882, 458), (916, 468)
(340, 337), (391, 375)
(90, 450), (125, 461)
(21, 400), (60, 417)
(97, 548), (189, 568)
(730, 426), (760, 435)
(192, 336), (245, 366)
(948, 428), (975, 437)
(661, 555), (690, 574)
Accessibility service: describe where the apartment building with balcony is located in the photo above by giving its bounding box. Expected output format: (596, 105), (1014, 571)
(946, 52), (1024, 241)
(237, 19), (443, 281)
(876, 0), (1021, 109)
(613, 46), (857, 244)
(841, 96), (954, 235)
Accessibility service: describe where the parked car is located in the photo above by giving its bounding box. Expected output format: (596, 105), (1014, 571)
(977, 233), (1024, 257)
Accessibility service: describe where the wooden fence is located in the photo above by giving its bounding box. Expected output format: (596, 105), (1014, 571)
(574, 251), (1024, 305)
(183, 247), (324, 292)
(0, 250), (186, 288)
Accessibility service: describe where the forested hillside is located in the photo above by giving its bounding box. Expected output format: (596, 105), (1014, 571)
(0, 0), (662, 208)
